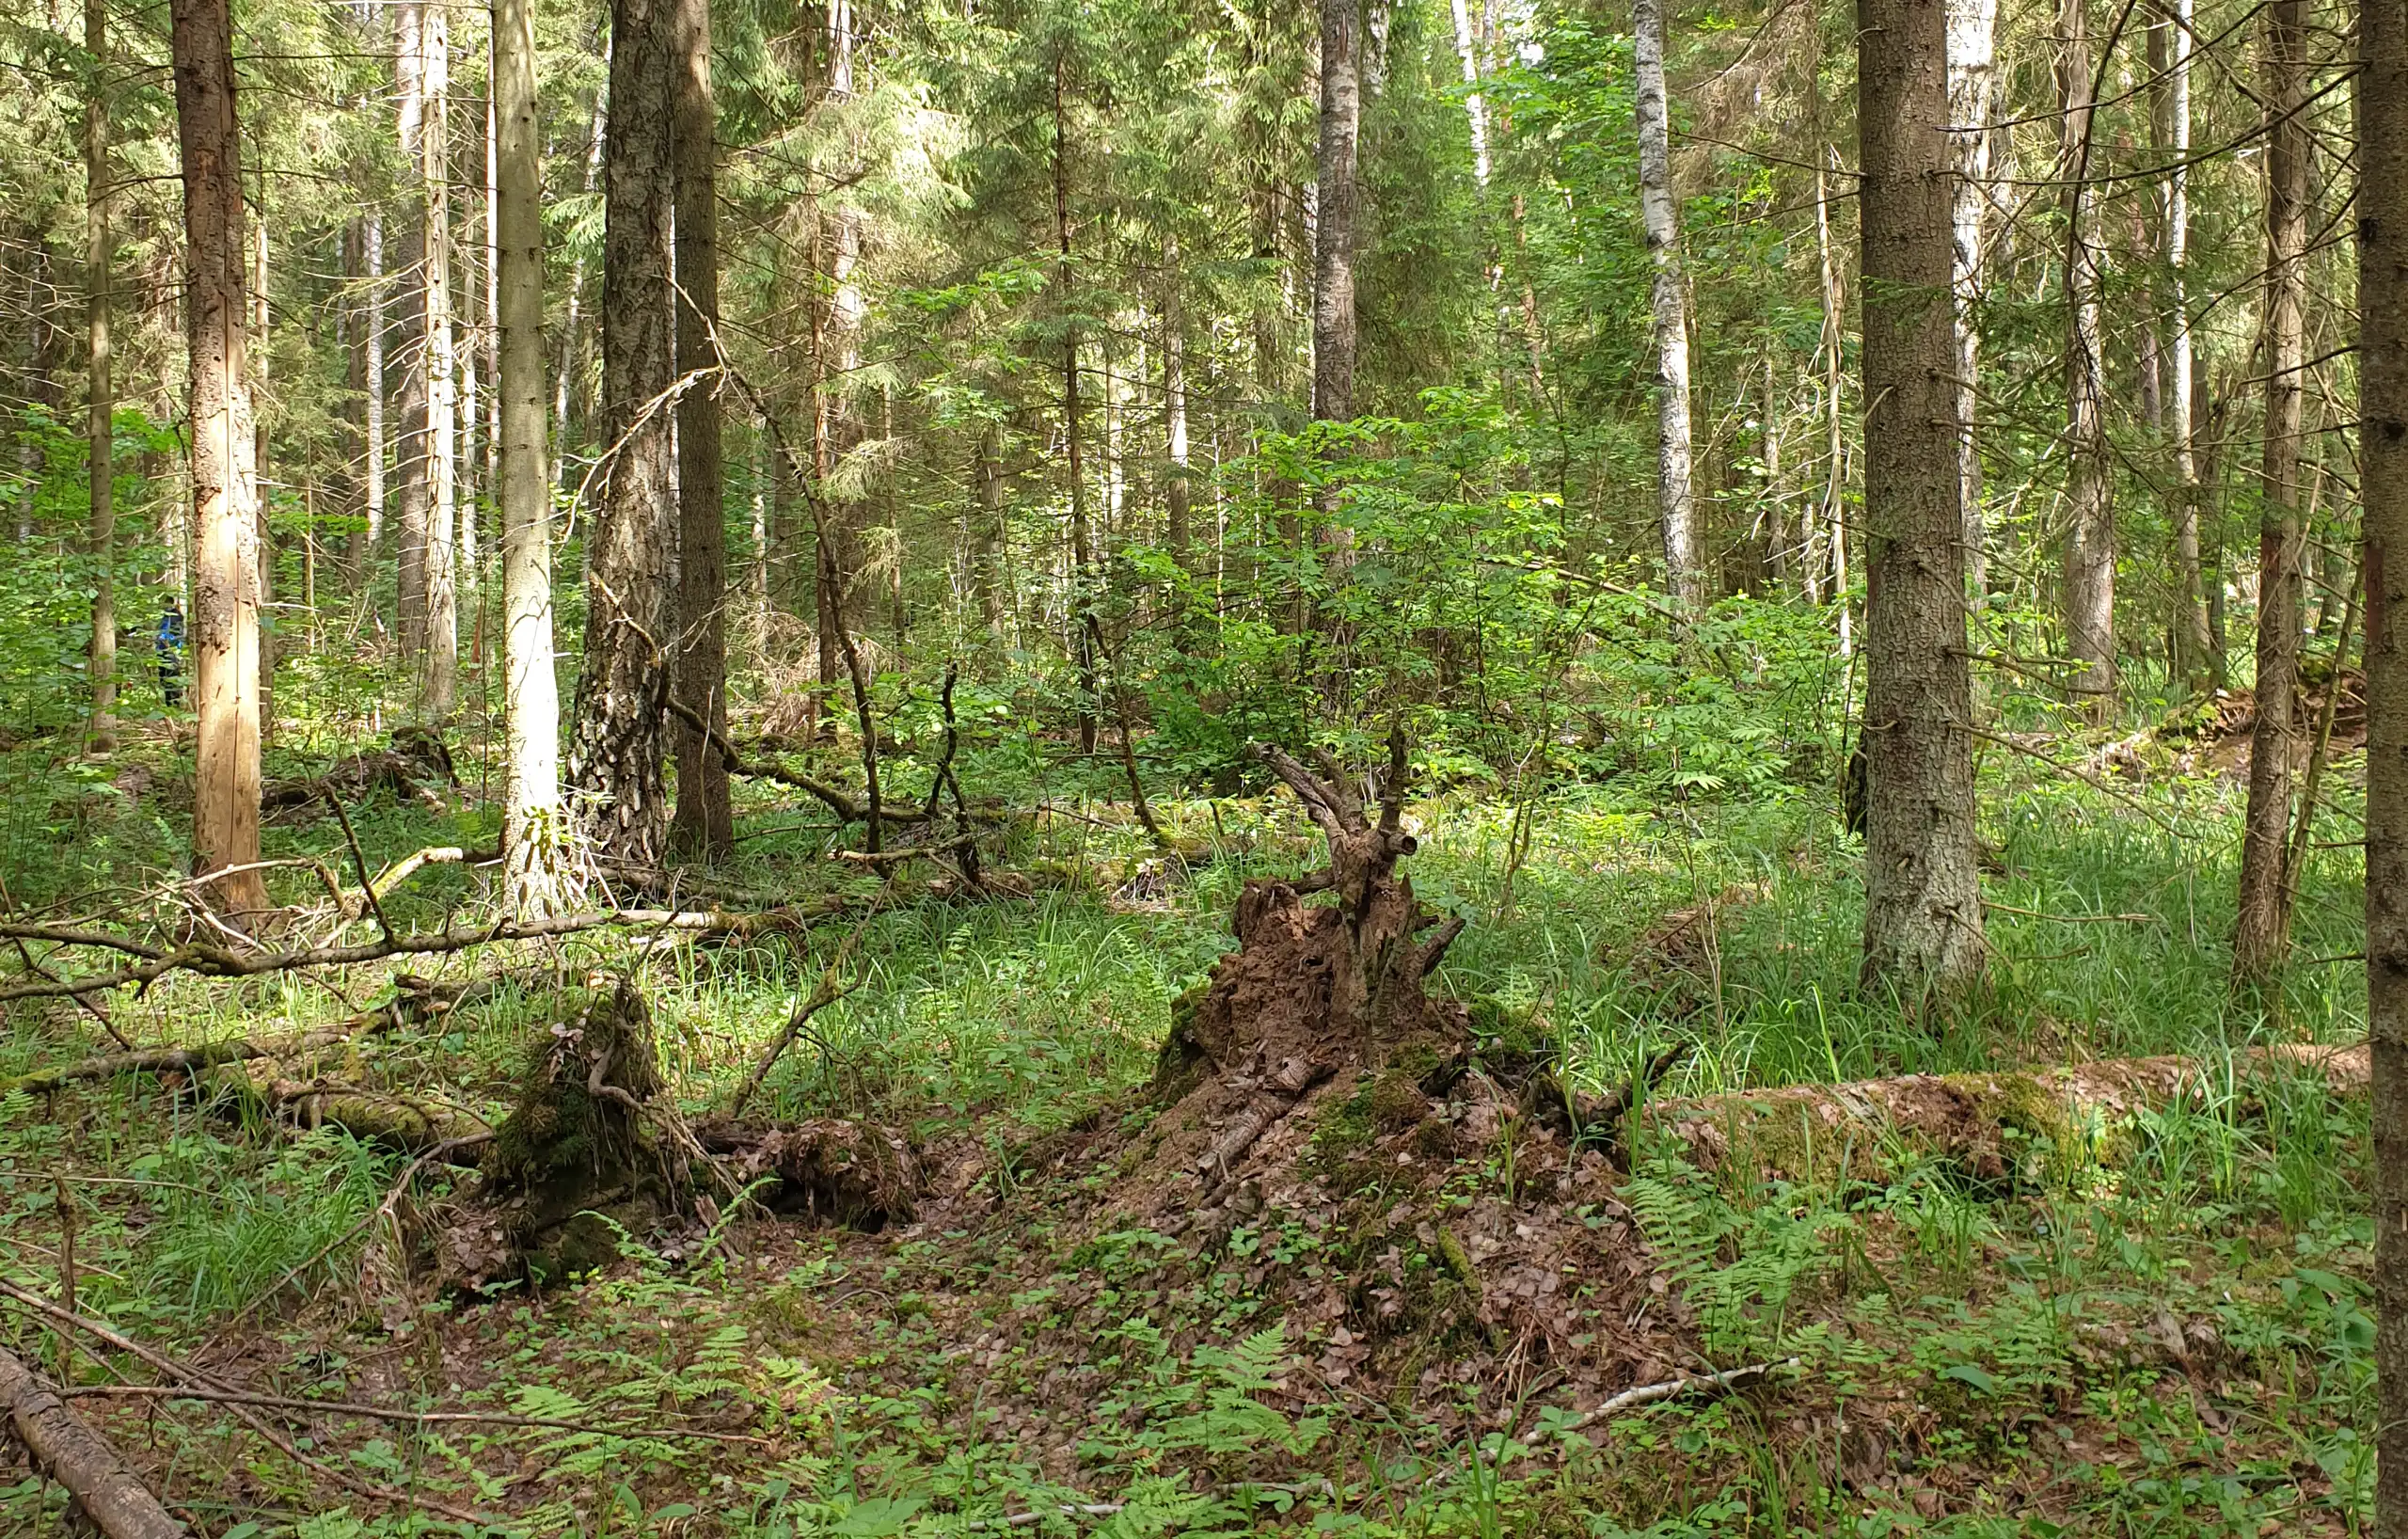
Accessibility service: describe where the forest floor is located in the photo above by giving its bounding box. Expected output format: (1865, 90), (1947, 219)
(0, 711), (2378, 1538)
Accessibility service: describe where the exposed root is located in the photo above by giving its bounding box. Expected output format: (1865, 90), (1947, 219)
(694, 1119), (921, 1230)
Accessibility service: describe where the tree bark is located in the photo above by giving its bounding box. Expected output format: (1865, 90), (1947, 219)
(0, 1347), (183, 1539)
(1163, 234), (1192, 621)
(1312, 0), (1360, 621)
(1634, 0), (1701, 614)
(2157, 0), (2210, 690)
(363, 208), (385, 572)
(669, 0), (732, 859)
(974, 420), (1005, 640)
(1054, 46), (1097, 754)
(419, 0), (458, 718)
(495, 0), (561, 916)
(2359, 0), (2408, 1528)
(2235, 0), (2311, 984)
(1856, 0), (1984, 997)
(1944, 0), (1995, 600)
(567, 0), (676, 865)
(250, 179), (273, 746)
(171, 0), (268, 920)
(86, 0), (115, 754)
(395, 1), (429, 658)
(2058, 0), (2115, 725)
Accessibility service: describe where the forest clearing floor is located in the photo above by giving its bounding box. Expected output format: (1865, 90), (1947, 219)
(0, 723), (2379, 1537)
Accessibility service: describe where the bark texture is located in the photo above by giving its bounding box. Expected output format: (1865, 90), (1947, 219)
(1312, 0), (1359, 429)
(1855, 0), (1984, 995)
(418, 0), (458, 716)
(86, 0), (114, 753)
(494, 0), (560, 915)
(567, 0), (676, 865)
(0, 1346), (183, 1539)
(1944, 0), (1995, 598)
(2235, 0), (2310, 984)
(2358, 2), (2408, 1531)
(1634, 0), (1701, 613)
(2058, 0), (2115, 723)
(670, 0), (733, 859)
(2157, 0), (2210, 689)
(171, 0), (268, 919)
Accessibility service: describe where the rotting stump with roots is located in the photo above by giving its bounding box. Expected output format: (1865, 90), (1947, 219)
(1152, 739), (1470, 1190)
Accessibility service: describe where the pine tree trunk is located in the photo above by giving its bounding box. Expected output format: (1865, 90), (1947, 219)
(1856, 0), (1984, 996)
(2235, 0), (2311, 984)
(2159, 0), (2210, 690)
(495, 0), (561, 915)
(1945, 0), (1995, 601)
(170, 0), (268, 919)
(566, 0), (675, 865)
(86, 0), (115, 754)
(1634, 0), (1700, 614)
(2358, 0), (2408, 1524)
(669, 0), (732, 859)
(2059, 0), (2115, 725)
(251, 180), (275, 746)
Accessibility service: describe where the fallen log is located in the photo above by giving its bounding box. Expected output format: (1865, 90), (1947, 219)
(262, 725), (458, 817)
(214, 1074), (493, 1156)
(1632, 1042), (2369, 1184)
(0, 1344), (184, 1538)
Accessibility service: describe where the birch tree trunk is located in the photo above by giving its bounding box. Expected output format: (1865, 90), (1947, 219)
(494, 0), (560, 914)
(395, 1), (428, 657)
(419, 0), (458, 718)
(1163, 235), (1192, 593)
(363, 209), (384, 570)
(2058, 0), (2115, 725)
(2234, 0), (2311, 983)
(86, 0), (114, 754)
(1634, 0), (1701, 614)
(566, 0), (675, 865)
(170, 0), (268, 919)
(669, 0), (732, 858)
(2158, 0), (2210, 689)
(1857, 0), (1983, 996)
(2356, 1), (2408, 1526)
(1944, 0), (1995, 600)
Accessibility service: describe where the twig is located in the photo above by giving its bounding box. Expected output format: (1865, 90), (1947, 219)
(1980, 901), (2154, 924)
(727, 913), (875, 1118)
(1556, 1357), (1799, 1435)
(1963, 726), (2183, 833)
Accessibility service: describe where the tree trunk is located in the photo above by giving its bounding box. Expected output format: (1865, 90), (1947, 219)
(557, 52), (608, 492)
(250, 179), (273, 745)
(2158, 0), (2210, 690)
(1164, 236), (1192, 597)
(1856, 0), (1984, 997)
(1312, 0), (1359, 621)
(171, 0), (268, 920)
(86, 0), (115, 754)
(2058, 0), (2115, 725)
(1814, 150), (1850, 654)
(974, 420), (1005, 640)
(566, 0), (675, 866)
(1945, 0), (1995, 600)
(495, 0), (561, 916)
(395, 1), (429, 658)
(419, 0), (458, 718)
(670, 0), (732, 859)
(1054, 47), (1097, 755)
(2358, 0), (2408, 1526)
(2235, 0), (2311, 984)
(363, 209), (385, 573)
(1634, 0), (1701, 615)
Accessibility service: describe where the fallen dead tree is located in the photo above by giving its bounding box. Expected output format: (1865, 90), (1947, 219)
(666, 697), (936, 827)
(262, 725), (458, 817)
(0, 1345), (184, 1538)
(1633, 1042), (2370, 1184)
(0, 898), (855, 1007)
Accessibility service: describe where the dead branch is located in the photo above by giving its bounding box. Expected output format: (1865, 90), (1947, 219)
(0, 1280), (492, 1527)
(832, 834), (975, 867)
(0, 1345), (183, 1538)
(6, 1034), (343, 1098)
(665, 697), (932, 826)
(1559, 1357), (1801, 1435)
(0, 899), (855, 1007)
(728, 917), (876, 1117)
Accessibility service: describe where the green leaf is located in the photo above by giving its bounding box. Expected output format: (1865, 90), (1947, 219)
(1941, 1362), (1996, 1395)
(832, 1498), (924, 1536)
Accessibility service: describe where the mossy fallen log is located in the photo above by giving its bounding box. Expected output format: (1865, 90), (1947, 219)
(1629, 1042), (2368, 1186)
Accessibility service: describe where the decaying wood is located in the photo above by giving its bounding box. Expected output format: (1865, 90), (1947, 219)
(0, 1344), (183, 1539)
(220, 1075), (493, 1154)
(1636, 1042), (2369, 1182)
(1558, 1357), (1800, 1436)
(262, 725), (458, 815)
(0, 899), (854, 1006)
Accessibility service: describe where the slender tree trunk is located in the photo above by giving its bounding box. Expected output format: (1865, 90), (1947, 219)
(567, 0), (675, 865)
(2235, 0), (2311, 983)
(557, 53), (608, 491)
(481, 86), (499, 570)
(1814, 151), (1850, 653)
(170, 0), (267, 918)
(2357, 0), (2408, 1525)
(1163, 236), (1192, 596)
(251, 176), (274, 744)
(1634, 0), (1701, 613)
(669, 0), (732, 858)
(2159, 0), (2210, 689)
(420, 0), (458, 717)
(495, 0), (560, 914)
(1319, 0), (1357, 611)
(1054, 47), (1097, 755)
(1857, 0), (1984, 996)
(86, 0), (115, 754)
(1945, 0), (1995, 600)
(396, 1), (429, 657)
(2059, 0), (2115, 725)
(363, 209), (385, 573)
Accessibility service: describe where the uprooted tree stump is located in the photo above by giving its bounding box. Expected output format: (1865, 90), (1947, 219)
(1150, 740), (1470, 1191)
(435, 981), (688, 1287)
